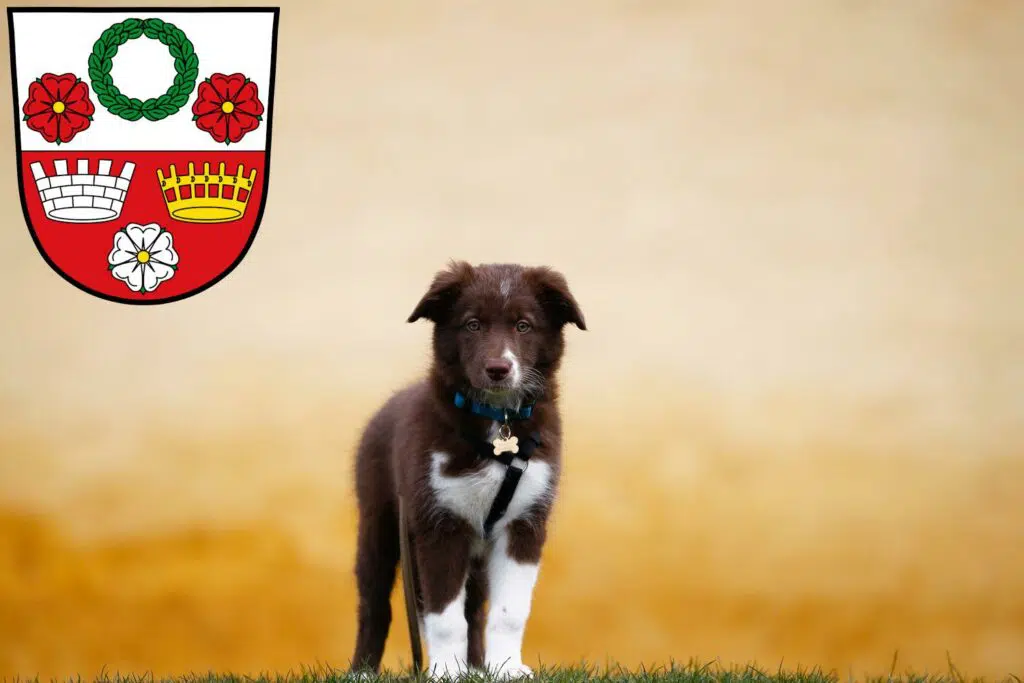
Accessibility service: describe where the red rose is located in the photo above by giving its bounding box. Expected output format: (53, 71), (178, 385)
(22, 73), (95, 145)
(192, 73), (265, 144)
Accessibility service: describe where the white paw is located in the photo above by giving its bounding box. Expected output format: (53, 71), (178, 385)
(427, 656), (471, 680)
(487, 661), (534, 679)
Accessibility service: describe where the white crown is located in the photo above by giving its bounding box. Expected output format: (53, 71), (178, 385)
(30, 158), (136, 224)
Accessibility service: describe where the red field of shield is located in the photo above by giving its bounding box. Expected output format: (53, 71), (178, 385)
(20, 150), (266, 302)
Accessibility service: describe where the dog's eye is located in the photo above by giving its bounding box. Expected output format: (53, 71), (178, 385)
(465, 319), (482, 332)
(516, 320), (532, 334)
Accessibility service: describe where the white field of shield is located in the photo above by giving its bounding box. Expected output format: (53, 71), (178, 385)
(11, 10), (274, 224)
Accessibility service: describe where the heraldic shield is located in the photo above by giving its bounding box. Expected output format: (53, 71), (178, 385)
(8, 8), (279, 304)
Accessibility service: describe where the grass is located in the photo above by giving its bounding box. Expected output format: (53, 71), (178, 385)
(5, 659), (1019, 683)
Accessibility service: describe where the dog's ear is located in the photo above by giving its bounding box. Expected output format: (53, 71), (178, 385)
(407, 260), (474, 324)
(529, 267), (587, 331)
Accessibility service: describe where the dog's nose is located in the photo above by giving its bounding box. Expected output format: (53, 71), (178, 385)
(485, 359), (512, 381)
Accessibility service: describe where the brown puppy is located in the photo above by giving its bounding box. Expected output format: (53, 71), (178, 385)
(350, 261), (585, 679)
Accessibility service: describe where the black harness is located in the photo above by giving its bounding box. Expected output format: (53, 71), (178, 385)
(465, 429), (542, 536)
(454, 391), (542, 536)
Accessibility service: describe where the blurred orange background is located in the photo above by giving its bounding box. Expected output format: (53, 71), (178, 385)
(2, 0), (1022, 679)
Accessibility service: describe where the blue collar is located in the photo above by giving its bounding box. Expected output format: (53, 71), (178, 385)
(454, 391), (534, 421)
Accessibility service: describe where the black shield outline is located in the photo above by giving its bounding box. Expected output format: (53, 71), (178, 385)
(7, 5), (281, 305)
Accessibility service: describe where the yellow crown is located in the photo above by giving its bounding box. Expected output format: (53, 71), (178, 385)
(156, 162), (258, 224)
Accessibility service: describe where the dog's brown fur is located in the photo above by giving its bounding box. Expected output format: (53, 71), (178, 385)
(350, 261), (585, 674)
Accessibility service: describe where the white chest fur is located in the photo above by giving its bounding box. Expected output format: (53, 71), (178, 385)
(428, 449), (553, 537)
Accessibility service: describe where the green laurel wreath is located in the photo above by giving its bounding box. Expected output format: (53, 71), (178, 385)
(87, 18), (199, 122)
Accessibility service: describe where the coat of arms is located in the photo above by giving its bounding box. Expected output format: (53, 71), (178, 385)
(8, 7), (279, 303)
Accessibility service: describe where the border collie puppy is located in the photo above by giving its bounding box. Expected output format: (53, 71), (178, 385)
(350, 260), (586, 679)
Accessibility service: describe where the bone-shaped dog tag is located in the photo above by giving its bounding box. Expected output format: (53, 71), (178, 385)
(492, 435), (519, 456)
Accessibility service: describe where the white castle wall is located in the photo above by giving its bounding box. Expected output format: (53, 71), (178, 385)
(30, 159), (136, 223)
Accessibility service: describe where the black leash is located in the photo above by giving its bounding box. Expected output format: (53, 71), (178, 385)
(397, 496), (423, 673)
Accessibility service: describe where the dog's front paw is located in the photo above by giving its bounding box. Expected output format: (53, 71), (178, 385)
(487, 660), (534, 680)
(427, 656), (471, 680)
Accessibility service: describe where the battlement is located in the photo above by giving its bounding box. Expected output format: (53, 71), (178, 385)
(30, 159), (136, 224)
